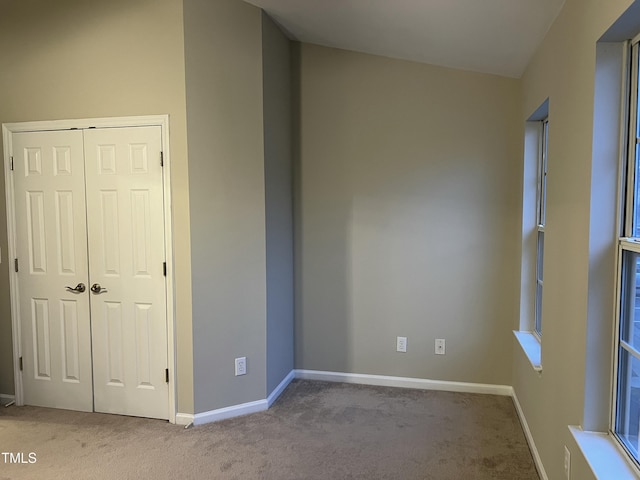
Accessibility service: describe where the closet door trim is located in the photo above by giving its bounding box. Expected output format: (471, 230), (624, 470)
(2, 115), (177, 424)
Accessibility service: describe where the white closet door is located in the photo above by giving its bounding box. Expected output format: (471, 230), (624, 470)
(12, 130), (93, 411)
(84, 126), (169, 419)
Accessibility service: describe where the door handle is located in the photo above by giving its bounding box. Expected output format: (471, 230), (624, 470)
(90, 283), (108, 294)
(65, 283), (86, 293)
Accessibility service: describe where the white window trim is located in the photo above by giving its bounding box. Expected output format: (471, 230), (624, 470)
(513, 331), (542, 372)
(612, 38), (640, 469)
(534, 226), (544, 340)
(534, 118), (548, 338)
(570, 426), (639, 479)
(516, 104), (549, 371)
(537, 119), (549, 227)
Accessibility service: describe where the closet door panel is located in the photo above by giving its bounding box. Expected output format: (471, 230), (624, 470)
(12, 130), (93, 411)
(84, 126), (169, 420)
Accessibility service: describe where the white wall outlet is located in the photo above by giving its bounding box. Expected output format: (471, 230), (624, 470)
(235, 357), (247, 376)
(564, 445), (571, 479)
(435, 338), (445, 355)
(396, 336), (407, 353)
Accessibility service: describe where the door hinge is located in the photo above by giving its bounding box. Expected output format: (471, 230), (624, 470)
(165, 368), (169, 383)
(160, 151), (164, 167)
(10, 156), (14, 171)
(14, 258), (18, 272)
(163, 262), (167, 276)
(19, 357), (23, 371)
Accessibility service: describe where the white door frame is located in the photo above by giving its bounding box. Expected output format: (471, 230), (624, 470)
(2, 115), (177, 424)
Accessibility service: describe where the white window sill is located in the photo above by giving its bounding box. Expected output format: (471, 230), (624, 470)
(569, 426), (638, 479)
(513, 330), (542, 372)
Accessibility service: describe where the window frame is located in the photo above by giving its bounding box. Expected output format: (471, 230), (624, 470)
(537, 118), (549, 227)
(534, 118), (549, 338)
(612, 37), (640, 468)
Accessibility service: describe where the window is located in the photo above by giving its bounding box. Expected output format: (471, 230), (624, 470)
(535, 118), (549, 337)
(514, 100), (548, 371)
(614, 37), (640, 465)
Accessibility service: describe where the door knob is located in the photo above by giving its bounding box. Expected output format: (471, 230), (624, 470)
(90, 283), (108, 294)
(65, 283), (86, 293)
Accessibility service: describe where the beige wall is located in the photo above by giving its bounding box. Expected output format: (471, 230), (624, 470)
(183, 0), (268, 413)
(0, 0), (194, 413)
(514, 0), (636, 478)
(294, 44), (522, 385)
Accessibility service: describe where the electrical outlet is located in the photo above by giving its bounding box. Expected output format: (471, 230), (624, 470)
(235, 357), (247, 376)
(564, 445), (570, 479)
(435, 339), (445, 355)
(397, 336), (407, 353)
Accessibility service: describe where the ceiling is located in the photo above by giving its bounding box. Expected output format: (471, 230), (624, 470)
(245, 0), (566, 78)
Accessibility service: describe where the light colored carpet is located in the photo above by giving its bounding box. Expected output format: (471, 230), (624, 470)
(0, 380), (539, 479)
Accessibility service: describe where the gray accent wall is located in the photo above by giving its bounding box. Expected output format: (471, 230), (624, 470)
(262, 13), (295, 395)
(184, 0), (294, 412)
(294, 43), (522, 385)
(184, 0), (268, 413)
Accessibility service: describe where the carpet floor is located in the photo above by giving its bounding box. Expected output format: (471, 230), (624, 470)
(0, 380), (539, 479)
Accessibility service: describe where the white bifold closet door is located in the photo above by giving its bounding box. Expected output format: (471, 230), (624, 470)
(13, 130), (93, 412)
(12, 126), (169, 419)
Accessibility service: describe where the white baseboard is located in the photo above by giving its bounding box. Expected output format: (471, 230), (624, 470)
(188, 370), (296, 427)
(294, 369), (513, 396)
(178, 371), (546, 477)
(183, 369), (514, 428)
(175, 413), (195, 426)
(193, 399), (268, 426)
(512, 391), (548, 480)
(267, 370), (295, 407)
(0, 394), (15, 406)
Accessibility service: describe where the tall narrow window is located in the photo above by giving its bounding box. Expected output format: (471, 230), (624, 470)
(614, 38), (640, 465)
(535, 118), (549, 337)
